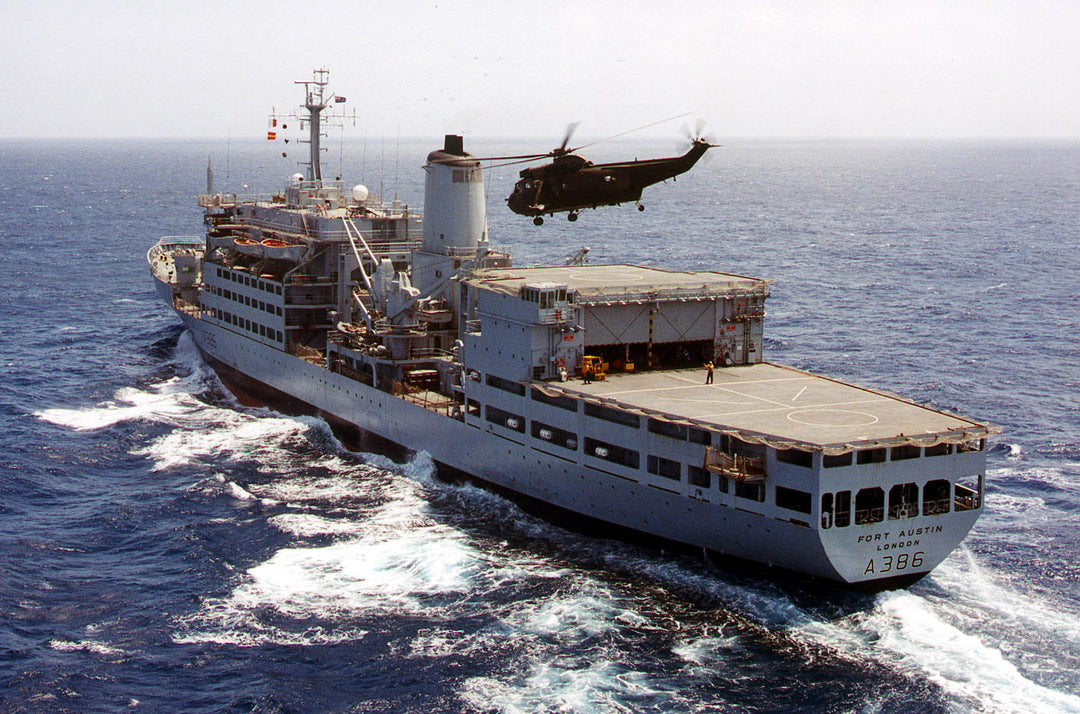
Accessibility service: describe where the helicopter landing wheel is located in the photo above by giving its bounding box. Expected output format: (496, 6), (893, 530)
(637, 203), (645, 212)
(568, 212), (578, 222)
(533, 216), (544, 226)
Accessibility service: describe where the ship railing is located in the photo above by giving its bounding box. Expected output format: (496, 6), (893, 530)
(156, 235), (204, 247)
(854, 507), (885, 525)
(409, 347), (456, 360)
(579, 284), (770, 307)
(536, 308), (575, 325)
(172, 295), (201, 317)
(732, 306), (767, 319)
(239, 214), (420, 249)
(923, 498), (952, 516)
(703, 448), (766, 481)
(395, 385), (458, 416)
(199, 192), (270, 208)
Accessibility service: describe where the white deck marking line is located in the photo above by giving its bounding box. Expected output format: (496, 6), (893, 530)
(792, 385), (808, 402)
(603, 375), (816, 398)
(691, 397), (890, 421)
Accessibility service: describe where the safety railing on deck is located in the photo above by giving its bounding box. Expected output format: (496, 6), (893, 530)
(703, 448), (766, 481)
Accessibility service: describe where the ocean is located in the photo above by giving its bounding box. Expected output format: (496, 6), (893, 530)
(1, 136), (1078, 712)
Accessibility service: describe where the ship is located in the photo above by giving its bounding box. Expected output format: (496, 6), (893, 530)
(149, 70), (998, 589)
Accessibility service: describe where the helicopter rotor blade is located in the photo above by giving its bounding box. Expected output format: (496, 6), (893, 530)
(557, 121), (581, 153)
(432, 151), (550, 165)
(568, 112), (692, 153)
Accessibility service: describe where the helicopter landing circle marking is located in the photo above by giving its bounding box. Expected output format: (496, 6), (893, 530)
(786, 409), (879, 427)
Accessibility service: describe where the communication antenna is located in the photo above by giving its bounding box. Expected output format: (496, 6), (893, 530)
(267, 68), (351, 182)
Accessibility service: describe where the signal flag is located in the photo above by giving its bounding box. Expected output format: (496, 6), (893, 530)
(267, 131), (277, 140)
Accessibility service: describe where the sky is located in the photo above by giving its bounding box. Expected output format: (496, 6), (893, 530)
(3, 0), (1079, 140)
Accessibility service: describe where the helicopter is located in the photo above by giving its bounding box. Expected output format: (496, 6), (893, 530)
(496, 119), (718, 225)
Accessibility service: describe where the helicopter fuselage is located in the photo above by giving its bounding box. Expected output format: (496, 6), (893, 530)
(506, 139), (712, 219)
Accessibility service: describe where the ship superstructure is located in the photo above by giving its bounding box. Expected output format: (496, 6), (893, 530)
(149, 70), (998, 588)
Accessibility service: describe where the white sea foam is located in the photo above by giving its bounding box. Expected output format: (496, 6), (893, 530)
(461, 659), (680, 714)
(35, 332), (222, 434)
(132, 410), (310, 471)
(268, 512), (368, 538)
(48, 639), (128, 659)
(671, 634), (741, 667)
(790, 560), (1080, 714)
(36, 384), (208, 432)
(174, 478), (487, 646)
(505, 593), (625, 643)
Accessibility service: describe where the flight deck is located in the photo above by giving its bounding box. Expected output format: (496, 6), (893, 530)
(547, 363), (987, 452)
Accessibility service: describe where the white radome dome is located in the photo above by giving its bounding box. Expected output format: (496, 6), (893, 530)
(291, 173), (305, 183)
(352, 184), (370, 202)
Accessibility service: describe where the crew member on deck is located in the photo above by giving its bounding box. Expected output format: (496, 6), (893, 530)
(705, 360), (714, 384)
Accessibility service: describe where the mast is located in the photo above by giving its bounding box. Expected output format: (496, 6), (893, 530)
(296, 68), (331, 182)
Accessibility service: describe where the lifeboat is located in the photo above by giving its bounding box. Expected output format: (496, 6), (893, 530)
(261, 238), (307, 262)
(233, 237), (265, 257)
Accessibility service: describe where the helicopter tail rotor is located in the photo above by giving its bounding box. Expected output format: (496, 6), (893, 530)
(678, 118), (720, 162)
(680, 117), (718, 146)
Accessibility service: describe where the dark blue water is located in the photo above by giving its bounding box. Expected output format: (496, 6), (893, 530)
(2, 137), (1078, 712)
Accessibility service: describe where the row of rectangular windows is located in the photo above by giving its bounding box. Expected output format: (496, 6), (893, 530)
(487, 375), (710, 443)
(207, 285), (282, 316)
(210, 309), (283, 342)
(821, 476), (982, 528)
(479, 401), (748, 496)
(820, 441), (984, 468)
(214, 266), (283, 295)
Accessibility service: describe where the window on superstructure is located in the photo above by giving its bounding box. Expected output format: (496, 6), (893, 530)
(890, 445), (921, 461)
(954, 474), (982, 511)
(923, 479), (951, 515)
(888, 483), (919, 519)
(531, 387), (578, 412)
(823, 452), (853, 468)
(734, 481), (765, 502)
(854, 488), (884, 524)
(687, 465), (711, 488)
(466, 400), (481, 418)
(925, 443), (952, 457)
(648, 418), (687, 440)
(776, 448), (813, 469)
(688, 428), (711, 446)
(856, 448), (887, 465)
(486, 405), (525, 433)
(647, 455), (681, 481)
(584, 437), (639, 469)
(776, 486), (812, 514)
(531, 421), (578, 450)
(486, 374), (526, 396)
(834, 490), (851, 527)
(585, 403), (640, 429)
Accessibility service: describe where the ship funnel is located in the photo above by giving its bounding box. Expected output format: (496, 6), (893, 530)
(421, 135), (487, 255)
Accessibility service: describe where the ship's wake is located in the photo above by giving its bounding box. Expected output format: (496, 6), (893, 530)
(33, 331), (1080, 713)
